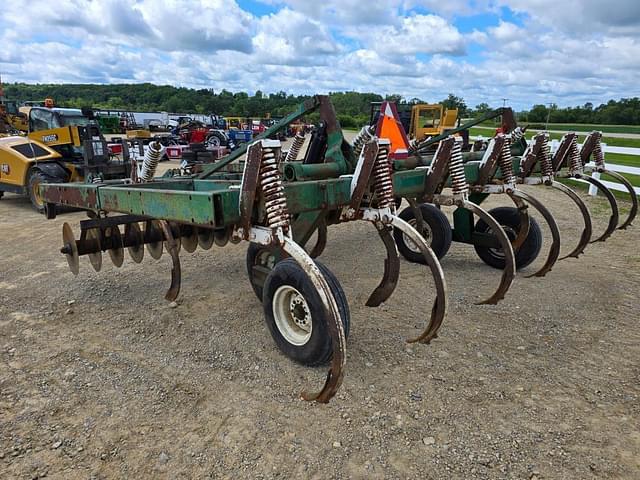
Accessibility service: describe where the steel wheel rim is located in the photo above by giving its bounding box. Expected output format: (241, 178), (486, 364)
(404, 218), (432, 253)
(32, 179), (44, 208)
(272, 285), (312, 346)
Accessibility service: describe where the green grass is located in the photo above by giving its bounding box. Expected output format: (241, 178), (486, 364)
(476, 122), (640, 135)
(536, 123), (640, 135)
(469, 127), (640, 149)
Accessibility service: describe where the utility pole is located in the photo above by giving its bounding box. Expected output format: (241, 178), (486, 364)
(501, 98), (509, 107)
(545, 102), (555, 130)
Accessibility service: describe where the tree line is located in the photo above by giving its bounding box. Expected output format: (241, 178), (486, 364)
(3, 83), (639, 127)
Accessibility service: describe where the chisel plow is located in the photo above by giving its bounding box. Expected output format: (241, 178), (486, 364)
(39, 96), (636, 403)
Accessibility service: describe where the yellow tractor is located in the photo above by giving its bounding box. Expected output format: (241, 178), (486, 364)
(408, 104), (458, 141)
(0, 105), (131, 212)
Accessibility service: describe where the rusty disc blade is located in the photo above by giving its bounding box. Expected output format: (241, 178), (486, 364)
(85, 227), (102, 272)
(182, 226), (198, 253)
(125, 222), (144, 263)
(62, 222), (80, 275)
(105, 226), (125, 268)
(197, 228), (214, 250)
(213, 228), (230, 247)
(145, 220), (164, 260)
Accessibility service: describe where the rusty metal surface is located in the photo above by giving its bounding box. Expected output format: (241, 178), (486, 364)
(462, 200), (516, 305)
(281, 237), (346, 404)
(61, 222), (79, 275)
(603, 170), (637, 229)
(422, 137), (454, 197)
(507, 193), (531, 252)
(159, 220), (182, 302)
(552, 133), (577, 172)
(551, 181), (593, 260)
(477, 136), (505, 186)
(239, 142), (264, 237)
(575, 174), (619, 243)
(511, 190), (561, 278)
(125, 222), (145, 263)
(365, 224), (400, 307)
(390, 215), (447, 344)
(348, 141), (379, 213)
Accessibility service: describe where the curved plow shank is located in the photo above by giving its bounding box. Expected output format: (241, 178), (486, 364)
(390, 216), (448, 344)
(551, 181), (593, 259)
(282, 237), (346, 403)
(510, 190), (561, 278)
(578, 175), (619, 243)
(308, 221), (328, 259)
(603, 170), (638, 230)
(159, 220), (182, 302)
(365, 224), (400, 307)
(508, 194), (531, 252)
(463, 201), (516, 305)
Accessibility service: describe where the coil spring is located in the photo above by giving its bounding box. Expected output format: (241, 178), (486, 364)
(260, 147), (290, 230)
(140, 141), (162, 182)
(539, 134), (554, 177)
(352, 125), (375, 158)
(372, 143), (394, 209)
(498, 135), (516, 184)
(510, 127), (524, 143)
(593, 138), (605, 168)
(449, 138), (468, 196)
(284, 133), (305, 162)
(568, 138), (582, 174)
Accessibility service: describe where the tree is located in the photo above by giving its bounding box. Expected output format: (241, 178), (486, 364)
(440, 94), (468, 116)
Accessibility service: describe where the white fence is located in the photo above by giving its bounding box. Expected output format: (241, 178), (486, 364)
(549, 140), (640, 197)
(477, 135), (640, 197)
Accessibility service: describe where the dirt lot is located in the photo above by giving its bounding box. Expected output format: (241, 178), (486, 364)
(1, 180), (639, 479)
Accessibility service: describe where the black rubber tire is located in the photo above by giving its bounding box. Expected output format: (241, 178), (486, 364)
(27, 169), (57, 213)
(246, 243), (279, 300)
(206, 131), (227, 148)
(394, 203), (453, 261)
(473, 206), (542, 270)
(263, 258), (350, 366)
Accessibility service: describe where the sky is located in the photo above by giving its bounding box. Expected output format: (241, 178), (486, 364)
(1, 0), (639, 109)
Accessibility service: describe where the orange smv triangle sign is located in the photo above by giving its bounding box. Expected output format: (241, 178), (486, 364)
(374, 101), (410, 159)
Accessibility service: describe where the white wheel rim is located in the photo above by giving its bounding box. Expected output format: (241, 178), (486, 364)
(272, 285), (312, 346)
(403, 218), (432, 253)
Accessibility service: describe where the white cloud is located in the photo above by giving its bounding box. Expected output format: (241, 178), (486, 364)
(1, 0), (639, 110)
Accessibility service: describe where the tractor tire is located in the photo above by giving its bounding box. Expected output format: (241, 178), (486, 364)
(27, 169), (59, 214)
(205, 131), (227, 148)
(394, 203), (453, 262)
(474, 206), (542, 270)
(263, 258), (350, 366)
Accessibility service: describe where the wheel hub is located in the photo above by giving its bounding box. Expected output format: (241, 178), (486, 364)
(404, 218), (432, 253)
(272, 285), (312, 346)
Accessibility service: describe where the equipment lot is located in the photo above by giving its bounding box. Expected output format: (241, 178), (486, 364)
(1, 182), (639, 479)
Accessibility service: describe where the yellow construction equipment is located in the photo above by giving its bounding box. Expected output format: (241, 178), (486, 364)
(408, 104), (458, 141)
(0, 104), (131, 211)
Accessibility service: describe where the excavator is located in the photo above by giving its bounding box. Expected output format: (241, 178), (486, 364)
(0, 100), (131, 212)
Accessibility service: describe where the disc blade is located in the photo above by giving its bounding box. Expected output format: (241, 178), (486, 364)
(145, 220), (164, 260)
(213, 228), (230, 247)
(182, 226), (198, 253)
(85, 227), (102, 272)
(62, 222), (79, 275)
(125, 222), (144, 263)
(197, 228), (214, 250)
(106, 226), (125, 268)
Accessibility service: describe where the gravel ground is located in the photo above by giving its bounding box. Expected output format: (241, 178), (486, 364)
(1, 178), (639, 479)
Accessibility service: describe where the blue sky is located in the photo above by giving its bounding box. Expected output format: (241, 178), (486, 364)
(1, 0), (639, 109)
